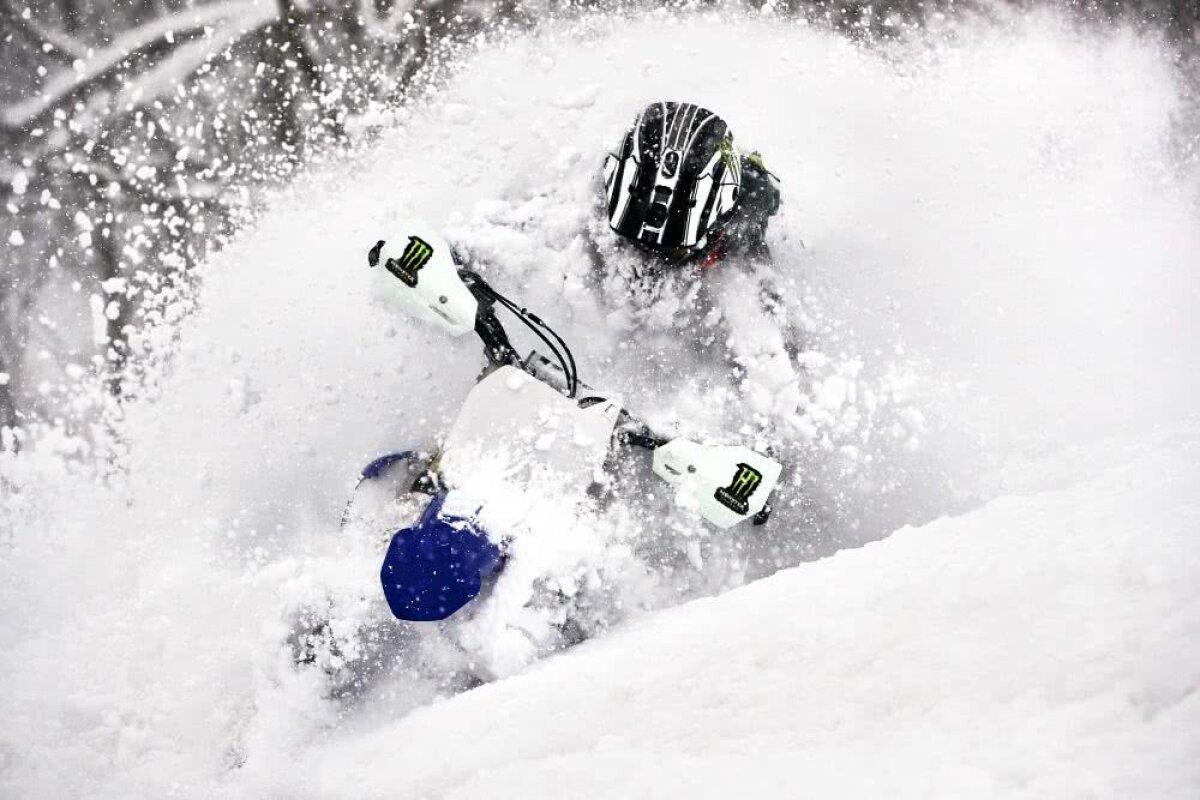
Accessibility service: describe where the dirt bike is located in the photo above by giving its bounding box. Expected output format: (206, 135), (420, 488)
(289, 229), (785, 692)
(354, 229), (784, 623)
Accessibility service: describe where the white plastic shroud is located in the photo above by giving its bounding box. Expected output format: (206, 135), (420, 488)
(371, 229), (478, 337)
(439, 365), (622, 504)
(652, 439), (783, 529)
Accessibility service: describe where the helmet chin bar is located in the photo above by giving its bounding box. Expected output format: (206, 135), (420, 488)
(638, 146), (685, 246)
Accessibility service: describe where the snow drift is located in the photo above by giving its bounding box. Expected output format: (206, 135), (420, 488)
(2, 8), (1199, 798)
(256, 430), (1200, 799)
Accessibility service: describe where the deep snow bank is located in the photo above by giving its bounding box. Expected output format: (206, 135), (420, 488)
(257, 430), (1200, 799)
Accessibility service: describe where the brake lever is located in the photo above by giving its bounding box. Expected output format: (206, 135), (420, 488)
(752, 493), (773, 526)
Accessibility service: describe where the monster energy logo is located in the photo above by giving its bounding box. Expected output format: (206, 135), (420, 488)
(385, 236), (433, 288)
(717, 133), (738, 171)
(714, 463), (763, 515)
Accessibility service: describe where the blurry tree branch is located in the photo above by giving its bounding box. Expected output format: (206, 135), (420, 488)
(276, 0), (344, 141)
(277, 0), (326, 96)
(0, 0), (87, 65)
(357, 0), (412, 40)
(0, 0), (462, 437)
(1, 0), (277, 133)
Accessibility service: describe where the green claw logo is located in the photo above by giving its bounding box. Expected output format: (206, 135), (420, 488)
(714, 463), (763, 515)
(717, 133), (738, 171)
(387, 236), (434, 288)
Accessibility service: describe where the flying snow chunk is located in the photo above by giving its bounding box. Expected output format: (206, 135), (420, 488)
(813, 375), (851, 411)
(553, 84), (602, 110)
(441, 104), (475, 124)
(101, 277), (127, 295)
(89, 294), (107, 345)
(11, 171), (28, 195)
(8, 230), (24, 246)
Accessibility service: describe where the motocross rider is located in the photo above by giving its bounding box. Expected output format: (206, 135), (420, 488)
(385, 101), (796, 420)
(598, 101), (801, 423)
(344, 102), (791, 642)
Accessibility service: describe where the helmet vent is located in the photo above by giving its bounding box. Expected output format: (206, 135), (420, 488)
(662, 150), (679, 178)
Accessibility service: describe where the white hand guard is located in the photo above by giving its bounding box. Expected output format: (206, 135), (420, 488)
(652, 439), (782, 529)
(369, 230), (478, 337)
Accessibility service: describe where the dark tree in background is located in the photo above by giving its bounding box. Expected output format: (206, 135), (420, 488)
(0, 0), (1196, 449)
(0, 0), (494, 445)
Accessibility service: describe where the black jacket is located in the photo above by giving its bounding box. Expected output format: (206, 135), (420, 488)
(701, 154), (781, 265)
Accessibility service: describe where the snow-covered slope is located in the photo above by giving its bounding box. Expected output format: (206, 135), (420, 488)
(260, 431), (1200, 799)
(2, 9), (1199, 798)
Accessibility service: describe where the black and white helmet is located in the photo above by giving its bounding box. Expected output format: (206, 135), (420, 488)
(603, 101), (742, 257)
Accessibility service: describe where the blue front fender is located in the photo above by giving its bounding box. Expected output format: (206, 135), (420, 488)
(379, 492), (504, 622)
